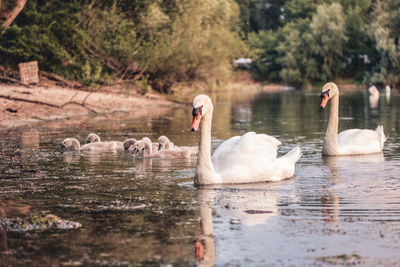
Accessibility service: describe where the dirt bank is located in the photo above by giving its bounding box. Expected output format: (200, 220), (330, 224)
(0, 84), (176, 128)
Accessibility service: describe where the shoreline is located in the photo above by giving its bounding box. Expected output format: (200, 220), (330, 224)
(0, 84), (176, 128)
(0, 74), (370, 129)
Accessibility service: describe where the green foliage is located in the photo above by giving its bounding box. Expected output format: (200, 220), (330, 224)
(242, 0), (400, 87)
(367, 0), (400, 86)
(283, 0), (325, 22)
(308, 3), (347, 78)
(246, 30), (283, 81)
(0, 0), (245, 91)
(139, 0), (245, 91)
(2, 0), (400, 88)
(277, 20), (319, 85)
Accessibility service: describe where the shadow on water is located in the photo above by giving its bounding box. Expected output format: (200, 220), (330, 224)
(0, 87), (400, 265)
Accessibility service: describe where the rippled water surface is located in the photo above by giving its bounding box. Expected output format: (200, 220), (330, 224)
(1, 88), (400, 266)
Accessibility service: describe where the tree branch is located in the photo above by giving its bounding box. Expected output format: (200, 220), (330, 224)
(1, 0), (26, 34)
(0, 93), (99, 114)
(0, 94), (60, 107)
(0, 75), (31, 88)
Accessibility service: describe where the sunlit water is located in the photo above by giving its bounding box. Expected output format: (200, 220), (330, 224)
(1, 88), (399, 266)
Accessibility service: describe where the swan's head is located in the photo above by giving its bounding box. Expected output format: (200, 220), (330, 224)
(141, 137), (152, 147)
(123, 138), (137, 151)
(191, 95), (213, 132)
(158, 135), (170, 150)
(61, 138), (78, 152)
(320, 82), (338, 109)
(87, 133), (100, 143)
(132, 140), (147, 155)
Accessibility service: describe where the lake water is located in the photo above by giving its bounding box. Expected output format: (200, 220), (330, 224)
(1, 87), (399, 266)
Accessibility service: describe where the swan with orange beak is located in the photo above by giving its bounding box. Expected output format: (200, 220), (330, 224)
(189, 94), (301, 185)
(319, 82), (386, 156)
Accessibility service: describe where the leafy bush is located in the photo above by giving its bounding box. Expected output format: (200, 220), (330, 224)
(0, 0), (245, 91)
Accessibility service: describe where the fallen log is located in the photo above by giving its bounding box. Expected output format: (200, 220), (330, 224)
(0, 94), (59, 107)
(0, 94), (98, 114)
(0, 75), (31, 88)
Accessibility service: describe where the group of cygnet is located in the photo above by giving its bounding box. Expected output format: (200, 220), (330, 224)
(61, 133), (198, 159)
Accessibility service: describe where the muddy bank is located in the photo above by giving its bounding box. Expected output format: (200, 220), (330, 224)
(0, 84), (176, 128)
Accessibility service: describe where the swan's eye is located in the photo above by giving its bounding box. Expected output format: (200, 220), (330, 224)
(320, 89), (330, 98)
(192, 105), (203, 117)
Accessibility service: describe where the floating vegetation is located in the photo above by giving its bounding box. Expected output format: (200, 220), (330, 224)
(0, 214), (82, 232)
(317, 254), (362, 265)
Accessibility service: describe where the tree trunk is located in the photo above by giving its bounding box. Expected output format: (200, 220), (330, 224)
(1, 0), (26, 31)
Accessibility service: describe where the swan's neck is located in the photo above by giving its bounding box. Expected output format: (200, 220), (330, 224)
(166, 140), (172, 149)
(196, 111), (219, 185)
(323, 95), (339, 155)
(144, 142), (152, 157)
(72, 139), (80, 150)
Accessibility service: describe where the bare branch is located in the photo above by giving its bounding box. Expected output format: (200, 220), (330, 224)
(1, 0), (26, 34)
(0, 75), (31, 88)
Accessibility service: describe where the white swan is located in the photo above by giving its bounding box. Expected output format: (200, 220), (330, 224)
(123, 138), (137, 151)
(61, 138), (119, 152)
(132, 140), (190, 159)
(190, 94), (301, 185)
(87, 133), (101, 143)
(320, 82), (386, 156)
(158, 135), (198, 157)
(157, 135), (175, 150)
(141, 137), (159, 151)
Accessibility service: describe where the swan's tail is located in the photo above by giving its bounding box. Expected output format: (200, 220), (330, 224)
(375, 125), (386, 148)
(282, 146), (302, 163)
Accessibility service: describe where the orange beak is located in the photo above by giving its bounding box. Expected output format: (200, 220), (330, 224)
(320, 94), (329, 109)
(195, 240), (204, 260)
(191, 112), (202, 132)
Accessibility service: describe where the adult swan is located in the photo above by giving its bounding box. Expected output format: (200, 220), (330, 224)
(320, 82), (386, 156)
(190, 95), (302, 185)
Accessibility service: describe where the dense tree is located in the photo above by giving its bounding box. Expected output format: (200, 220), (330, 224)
(235, 0), (285, 34)
(282, 0), (325, 22)
(0, 0), (26, 32)
(308, 3), (347, 79)
(277, 20), (318, 85)
(246, 29), (283, 81)
(339, 0), (372, 79)
(367, 0), (400, 86)
(0, 0), (245, 91)
(1, 0), (400, 89)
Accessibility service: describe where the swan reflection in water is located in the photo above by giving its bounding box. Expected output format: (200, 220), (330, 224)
(322, 153), (384, 225)
(195, 183), (279, 266)
(368, 85), (380, 109)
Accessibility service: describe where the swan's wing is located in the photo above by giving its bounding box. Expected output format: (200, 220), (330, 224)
(212, 132), (281, 174)
(81, 141), (118, 151)
(338, 129), (382, 154)
(234, 132), (281, 155)
(211, 136), (241, 161)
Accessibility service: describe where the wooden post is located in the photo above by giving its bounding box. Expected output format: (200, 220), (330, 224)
(18, 61), (39, 85)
